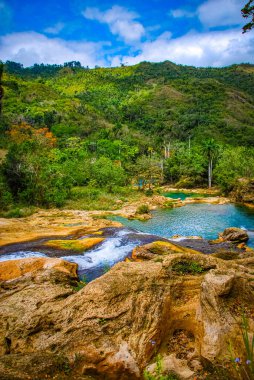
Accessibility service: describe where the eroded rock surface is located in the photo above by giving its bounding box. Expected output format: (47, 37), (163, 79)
(219, 227), (249, 243)
(0, 246), (254, 379)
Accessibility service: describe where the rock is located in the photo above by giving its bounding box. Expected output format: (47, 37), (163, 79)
(171, 235), (202, 240)
(146, 354), (194, 379)
(198, 269), (237, 360)
(135, 213), (152, 221)
(0, 257), (78, 281)
(230, 178), (254, 204)
(44, 237), (104, 251)
(132, 240), (201, 260)
(128, 213), (152, 221)
(219, 227), (249, 243)
(0, 250), (253, 379)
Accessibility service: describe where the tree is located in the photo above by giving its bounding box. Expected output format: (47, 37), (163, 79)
(214, 146), (254, 193)
(202, 139), (219, 188)
(91, 157), (126, 192)
(135, 155), (162, 190)
(242, 0), (254, 33)
(2, 123), (71, 206)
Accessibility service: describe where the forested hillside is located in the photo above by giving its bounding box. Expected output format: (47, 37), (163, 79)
(2, 60), (254, 146)
(0, 60), (254, 213)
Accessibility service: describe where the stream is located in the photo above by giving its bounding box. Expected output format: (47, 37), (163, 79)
(1, 197), (254, 281)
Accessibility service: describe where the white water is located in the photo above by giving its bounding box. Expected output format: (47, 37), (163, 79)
(0, 251), (47, 262)
(62, 230), (137, 271)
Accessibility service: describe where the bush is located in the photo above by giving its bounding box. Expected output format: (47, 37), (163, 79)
(145, 188), (154, 196)
(175, 176), (196, 189)
(1, 206), (36, 218)
(136, 204), (150, 214)
(172, 260), (204, 275)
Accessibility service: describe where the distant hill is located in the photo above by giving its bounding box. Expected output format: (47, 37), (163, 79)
(1, 60), (254, 147)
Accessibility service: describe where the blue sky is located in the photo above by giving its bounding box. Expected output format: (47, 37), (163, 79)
(0, 0), (253, 67)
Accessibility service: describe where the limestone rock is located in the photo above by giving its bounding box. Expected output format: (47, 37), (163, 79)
(132, 240), (200, 260)
(0, 257), (77, 281)
(219, 227), (249, 243)
(0, 250), (253, 379)
(44, 237), (104, 251)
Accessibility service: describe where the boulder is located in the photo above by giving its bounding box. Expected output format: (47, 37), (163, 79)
(0, 250), (253, 379)
(44, 237), (104, 251)
(219, 227), (249, 243)
(132, 240), (200, 260)
(0, 257), (78, 281)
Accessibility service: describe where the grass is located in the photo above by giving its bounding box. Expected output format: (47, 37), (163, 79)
(64, 186), (140, 211)
(0, 206), (37, 218)
(72, 275), (87, 292)
(144, 355), (179, 380)
(172, 260), (204, 275)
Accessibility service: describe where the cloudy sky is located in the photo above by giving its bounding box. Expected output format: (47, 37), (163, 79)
(0, 0), (253, 67)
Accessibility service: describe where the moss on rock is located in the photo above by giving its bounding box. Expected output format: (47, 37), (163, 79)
(44, 237), (104, 252)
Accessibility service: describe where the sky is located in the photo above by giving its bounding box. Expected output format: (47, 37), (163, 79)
(0, 0), (253, 68)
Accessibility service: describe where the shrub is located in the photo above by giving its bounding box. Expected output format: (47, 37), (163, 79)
(136, 204), (150, 214)
(172, 260), (204, 275)
(2, 206), (36, 218)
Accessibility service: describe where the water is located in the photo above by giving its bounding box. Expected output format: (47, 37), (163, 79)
(163, 192), (209, 200)
(109, 203), (254, 247)
(0, 228), (168, 282)
(0, 251), (47, 262)
(163, 191), (211, 201)
(1, 201), (254, 281)
(62, 228), (139, 281)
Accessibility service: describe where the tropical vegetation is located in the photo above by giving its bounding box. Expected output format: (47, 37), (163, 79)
(0, 59), (254, 212)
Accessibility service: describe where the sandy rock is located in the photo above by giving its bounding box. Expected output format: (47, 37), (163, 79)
(219, 227), (249, 243)
(132, 240), (201, 260)
(0, 249), (253, 379)
(44, 237), (104, 251)
(0, 257), (78, 281)
(146, 354), (194, 379)
(172, 235), (202, 240)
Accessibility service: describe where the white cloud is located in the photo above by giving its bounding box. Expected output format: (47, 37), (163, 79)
(83, 5), (145, 43)
(111, 29), (254, 68)
(170, 9), (196, 18)
(0, 32), (109, 67)
(198, 0), (245, 28)
(44, 22), (65, 35)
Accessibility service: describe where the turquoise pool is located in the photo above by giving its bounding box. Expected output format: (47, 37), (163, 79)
(109, 203), (254, 247)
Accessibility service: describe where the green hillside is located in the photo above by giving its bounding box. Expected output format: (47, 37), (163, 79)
(2, 61), (254, 146)
(1, 60), (254, 212)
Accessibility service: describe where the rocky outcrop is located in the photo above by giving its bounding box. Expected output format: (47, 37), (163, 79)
(44, 237), (104, 251)
(132, 240), (200, 261)
(230, 178), (254, 205)
(0, 257), (77, 282)
(219, 227), (249, 243)
(0, 247), (254, 379)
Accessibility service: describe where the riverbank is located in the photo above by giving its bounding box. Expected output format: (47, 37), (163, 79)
(0, 190), (231, 248)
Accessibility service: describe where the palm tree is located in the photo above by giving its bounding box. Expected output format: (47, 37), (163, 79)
(202, 139), (219, 188)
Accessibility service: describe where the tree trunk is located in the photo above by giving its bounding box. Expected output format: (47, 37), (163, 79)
(208, 158), (213, 188)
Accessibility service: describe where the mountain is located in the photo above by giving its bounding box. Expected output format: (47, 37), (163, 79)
(1, 60), (254, 148)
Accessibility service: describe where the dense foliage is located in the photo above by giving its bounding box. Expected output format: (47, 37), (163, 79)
(242, 0), (254, 33)
(0, 60), (254, 211)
